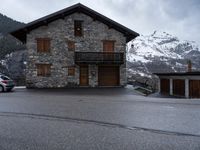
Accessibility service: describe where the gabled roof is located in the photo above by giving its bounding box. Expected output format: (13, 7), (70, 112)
(10, 3), (139, 43)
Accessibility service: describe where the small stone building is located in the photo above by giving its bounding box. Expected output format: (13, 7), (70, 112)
(154, 72), (200, 98)
(11, 3), (139, 88)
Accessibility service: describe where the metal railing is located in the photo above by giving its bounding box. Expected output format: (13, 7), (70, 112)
(75, 52), (124, 64)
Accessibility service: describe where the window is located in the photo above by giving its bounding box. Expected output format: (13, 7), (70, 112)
(36, 38), (51, 52)
(67, 41), (75, 51)
(37, 64), (51, 77)
(68, 67), (75, 76)
(74, 20), (83, 36)
(1, 76), (10, 80)
(103, 40), (115, 52)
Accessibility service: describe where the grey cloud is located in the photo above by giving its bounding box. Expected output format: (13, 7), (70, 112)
(0, 0), (200, 45)
(161, 0), (200, 20)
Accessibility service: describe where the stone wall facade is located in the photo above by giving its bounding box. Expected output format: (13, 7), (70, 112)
(26, 13), (127, 88)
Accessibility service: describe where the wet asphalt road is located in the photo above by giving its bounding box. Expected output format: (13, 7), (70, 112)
(0, 87), (200, 150)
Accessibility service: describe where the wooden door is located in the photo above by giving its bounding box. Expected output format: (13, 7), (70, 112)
(189, 80), (200, 98)
(160, 79), (170, 95)
(80, 66), (88, 86)
(173, 79), (185, 96)
(98, 66), (119, 86)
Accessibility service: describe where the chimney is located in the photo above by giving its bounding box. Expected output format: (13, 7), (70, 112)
(187, 60), (192, 72)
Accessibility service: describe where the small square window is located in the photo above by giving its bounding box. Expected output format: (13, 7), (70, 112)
(68, 67), (75, 76)
(103, 40), (115, 52)
(36, 64), (51, 77)
(67, 41), (75, 51)
(36, 38), (51, 53)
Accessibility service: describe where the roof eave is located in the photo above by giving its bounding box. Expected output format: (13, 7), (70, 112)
(10, 28), (27, 43)
(154, 72), (200, 76)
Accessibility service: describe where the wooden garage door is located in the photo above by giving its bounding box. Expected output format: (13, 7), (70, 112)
(173, 79), (185, 96)
(160, 79), (170, 95)
(189, 80), (200, 98)
(98, 66), (119, 86)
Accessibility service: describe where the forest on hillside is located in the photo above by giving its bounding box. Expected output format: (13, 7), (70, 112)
(0, 13), (25, 59)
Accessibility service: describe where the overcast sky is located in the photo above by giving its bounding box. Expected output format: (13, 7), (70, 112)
(1, 0), (200, 45)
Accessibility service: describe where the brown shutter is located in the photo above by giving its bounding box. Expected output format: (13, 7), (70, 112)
(68, 67), (75, 76)
(41, 65), (45, 76)
(37, 38), (51, 52)
(37, 64), (51, 76)
(103, 41), (114, 52)
(67, 41), (75, 51)
(44, 38), (50, 52)
(37, 64), (42, 76)
(45, 64), (51, 76)
(37, 39), (43, 52)
(74, 20), (83, 36)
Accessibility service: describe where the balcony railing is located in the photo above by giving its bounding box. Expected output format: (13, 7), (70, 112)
(75, 52), (124, 64)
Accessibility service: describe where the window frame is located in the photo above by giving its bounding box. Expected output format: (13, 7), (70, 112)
(36, 38), (51, 53)
(68, 66), (75, 76)
(102, 40), (115, 52)
(36, 64), (51, 77)
(67, 40), (75, 51)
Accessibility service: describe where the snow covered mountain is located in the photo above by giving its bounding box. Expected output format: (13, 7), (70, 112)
(127, 31), (200, 79)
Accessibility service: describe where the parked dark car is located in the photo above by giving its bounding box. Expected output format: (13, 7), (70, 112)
(0, 75), (15, 92)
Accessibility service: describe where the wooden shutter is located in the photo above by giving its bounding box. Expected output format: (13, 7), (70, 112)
(37, 38), (51, 52)
(37, 64), (42, 76)
(67, 41), (75, 51)
(37, 39), (43, 52)
(68, 67), (75, 76)
(43, 38), (50, 52)
(103, 41), (114, 52)
(37, 64), (51, 76)
(74, 20), (83, 36)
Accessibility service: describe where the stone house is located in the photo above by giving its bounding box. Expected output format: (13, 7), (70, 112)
(11, 3), (139, 88)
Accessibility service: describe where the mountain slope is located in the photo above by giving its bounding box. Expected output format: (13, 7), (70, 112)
(0, 13), (25, 59)
(0, 13), (24, 34)
(127, 31), (200, 89)
(127, 31), (200, 76)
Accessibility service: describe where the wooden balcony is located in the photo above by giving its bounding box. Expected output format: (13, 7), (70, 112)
(75, 52), (124, 64)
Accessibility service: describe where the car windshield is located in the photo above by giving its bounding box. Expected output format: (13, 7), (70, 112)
(1, 76), (10, 80)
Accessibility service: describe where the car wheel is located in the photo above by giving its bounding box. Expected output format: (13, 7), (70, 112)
(6, 88), (12, 92)
(0, 85), (4, 92)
